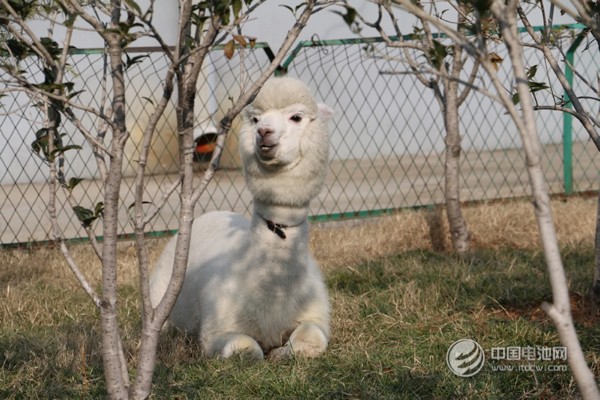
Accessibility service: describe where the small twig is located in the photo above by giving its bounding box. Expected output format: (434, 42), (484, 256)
(0, 0), (59, 68)
(517, 5), (600, 152)
(379, 65), (500, 103)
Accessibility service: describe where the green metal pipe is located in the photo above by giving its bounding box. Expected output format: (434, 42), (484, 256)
(562, 27), (587, 195)
(562, 50), (574, 195)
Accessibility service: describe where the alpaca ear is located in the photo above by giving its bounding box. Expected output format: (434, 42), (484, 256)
(243, 105), (257, 122)
(316, 103), (334, 120)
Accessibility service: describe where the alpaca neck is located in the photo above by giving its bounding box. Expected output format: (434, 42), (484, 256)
(250, 200), (310, 257)
(252, 200), (309, 230)
(248, 200), (311, 291)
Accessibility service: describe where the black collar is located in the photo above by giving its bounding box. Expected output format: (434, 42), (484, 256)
(264, 219), (288, 239)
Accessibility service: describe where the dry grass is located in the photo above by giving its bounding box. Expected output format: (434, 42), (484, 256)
(312, 195), (596, 270)
(3, 195), (591, 291)
(1, 195), (598, 398)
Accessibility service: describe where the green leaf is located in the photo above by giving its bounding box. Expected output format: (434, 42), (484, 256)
(410, 26), (424, 41)
(232, 0), (242, 18)
(191, 1), (209, 12)
(48, 104), (62, 126)
(526, 65), (538, 80)
(512, 92), (520, 105)
(54, 1), (77, 27)
(63, 82), (75, 92)
(528, 81), (549, 93)
(124, 53), (148, 71)
(427, 40), (450, 70)
(51, 144), (82, 158)
(67, 90), (85, 100)
(63, 177), (84, 191)
(31, 128), (49, 157)
(511, 81), (549, 105)
(73, 206), (96, 228)
(331, 6), (357, 27)
(123, 0), (142, 15)
(279, 5), (294, 14)
(141, 96), (155, 105)
(39, 37), (61, 59)
(191, 13), (208, 30)
(94, 202), (104, 218)
(471, 0), (493, 14)
(5, 38), (31, 60)
(213, 0), (230, 25)
(2, 0), (37, 20)
(73, 202), (103, 228)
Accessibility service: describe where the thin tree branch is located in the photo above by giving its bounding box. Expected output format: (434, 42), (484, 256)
(517, 5), (600, 152)
(534, 104), (600, 126)
(0, 0), (59, 68)
(457, 57), (481, 106)
(491, 1), (600, 398)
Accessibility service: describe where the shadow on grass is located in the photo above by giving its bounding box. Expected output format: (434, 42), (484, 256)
(1, 246), (597, 398)
(329, 246), (598, 318)
(0, 321), (106, 399)
(149, 349), (447, 399)
(324, 246), (598, 398)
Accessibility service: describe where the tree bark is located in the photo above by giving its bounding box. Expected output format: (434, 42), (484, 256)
(100, 34), (130, 399)
(443, 6), (471, 255)
(357, 1), (473, 255)
(443, 75), (469, 254)
(491, 1), (600, 398)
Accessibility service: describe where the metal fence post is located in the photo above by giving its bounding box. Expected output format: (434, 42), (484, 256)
(562, 44), (575, 195)
(562, 28), (586, 196)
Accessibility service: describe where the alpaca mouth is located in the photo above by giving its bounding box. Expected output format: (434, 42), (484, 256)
(260, 144), (276, 151)
(257, 143), (278, 159)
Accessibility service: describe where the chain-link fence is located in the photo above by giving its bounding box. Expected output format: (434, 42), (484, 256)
(286, 28), (599, 219)
(1, 26), (598, 245)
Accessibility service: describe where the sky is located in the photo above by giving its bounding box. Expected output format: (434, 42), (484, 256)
(27, 1), (578, 50)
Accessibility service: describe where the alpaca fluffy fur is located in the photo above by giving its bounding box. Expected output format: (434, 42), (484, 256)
(149, 77), (333, 359)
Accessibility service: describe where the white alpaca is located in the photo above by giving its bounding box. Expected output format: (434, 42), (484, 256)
(149, 77), (333, 359)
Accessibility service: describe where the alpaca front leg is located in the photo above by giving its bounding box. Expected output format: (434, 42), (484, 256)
(206, 333), (264, 360)
(268, 322), (328, 359)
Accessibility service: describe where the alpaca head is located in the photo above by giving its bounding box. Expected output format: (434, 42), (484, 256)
(240, 77), (333, 208)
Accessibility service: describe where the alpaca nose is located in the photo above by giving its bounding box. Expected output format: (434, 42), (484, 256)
(258, 126), (274, 138)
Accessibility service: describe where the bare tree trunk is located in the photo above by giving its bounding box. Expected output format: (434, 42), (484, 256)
(100, 36), (131, 398)
(490, 1), (600, 398)
(350, 0), (473, 254)
(426, 205), (447, 252)
(443, 77), (469, 254)
(443, 6), (472, 255)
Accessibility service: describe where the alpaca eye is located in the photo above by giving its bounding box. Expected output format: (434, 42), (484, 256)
(290, 114), (302, 123)
(252, 116), (259, 124)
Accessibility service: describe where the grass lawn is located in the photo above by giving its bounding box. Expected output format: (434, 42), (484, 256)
(1, 196), (599, 399)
